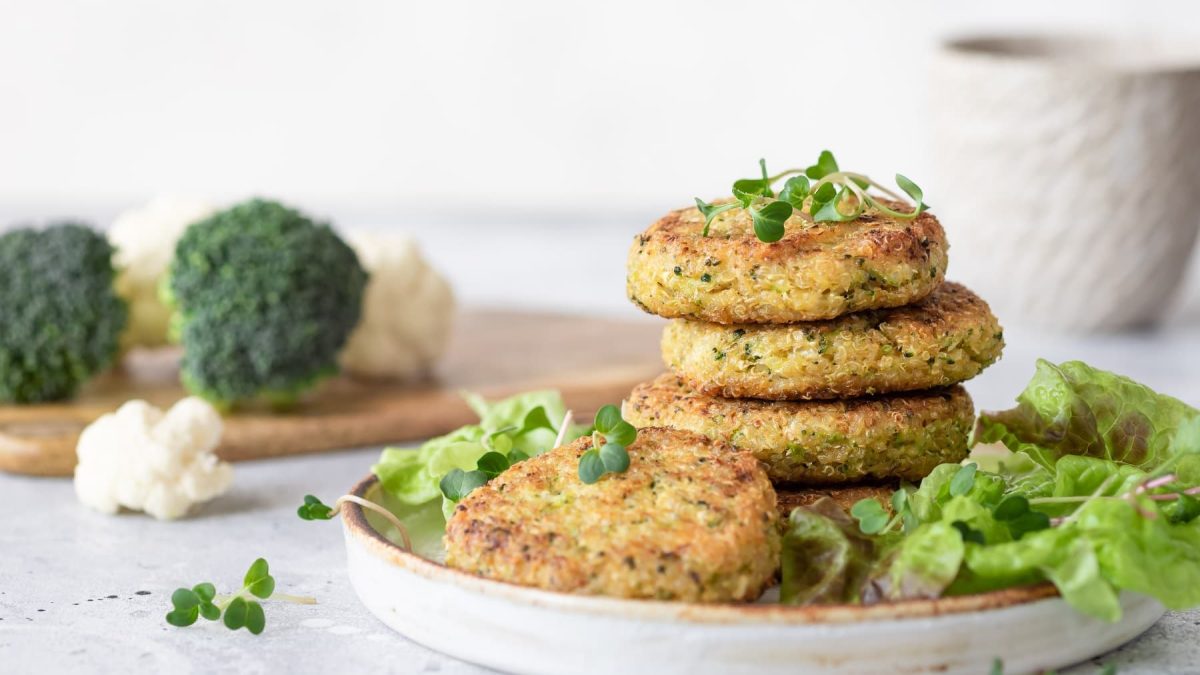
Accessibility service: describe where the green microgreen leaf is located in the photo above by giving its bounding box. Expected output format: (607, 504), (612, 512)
(808, 181), (838, 217)
(581, 403), (637, 482)
(992, 495), (1030, 521)
(778, 175), (810, 209)
(508, 449), (531, 464)
(1166, 493), (1200, 524)
(731, 159), (776, 203)
(164, 556), (311, 635)
(244, 558), (275, 600)
(171, 588), (200, 611)
(699, 154), (929, 244)
(991, 495), (1051, 539)
(192, 583), (216, 603)
(199, 602), (221, 621)
(1006, 510), (1051, 540)
(850, 498), (889, 534)
(594, 404), (622, 434)
(949, 463), (978, 497)
(805, 150), (839, 179)
(166, 608), (198, 627)
(297, 494), (335, 520)
(475, 451), (511, 479)
(578, 449), (605, 484)
(951, 520), (986, 545)
(750, 201), (791, 242)
(599, 442), (631, 473)
(224, 596), (248, 631)
(439, 468), (489, 502)
(605, 421), (637, 447)
(244, 601), (266, 635)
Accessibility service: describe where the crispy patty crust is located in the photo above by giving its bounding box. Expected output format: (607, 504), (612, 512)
(662, 282), (1003, 400)
(775, 484), (897, 520)
(627, 201), (948, 324)
(626, 375), (974, 484)
(443, 427), (780, 602)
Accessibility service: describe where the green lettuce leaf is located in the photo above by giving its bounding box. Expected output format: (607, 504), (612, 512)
(372, 389), (585, 528)
(976, 359), (1199, 472)
(864, 361), (1200, 622)
(1074, 498), (1200, 611)
(871, 522), (964, 601)
(908, 463), (1005, 524)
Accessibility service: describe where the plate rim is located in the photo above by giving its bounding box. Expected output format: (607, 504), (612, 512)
(342, 473), (1062, 625)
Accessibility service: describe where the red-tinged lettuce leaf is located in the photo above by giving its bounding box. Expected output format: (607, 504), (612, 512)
(780, 498), (879, 605)
(976, 360), (1199, 472)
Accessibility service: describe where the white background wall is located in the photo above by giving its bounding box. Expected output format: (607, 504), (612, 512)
(2, 0), (1199, 316)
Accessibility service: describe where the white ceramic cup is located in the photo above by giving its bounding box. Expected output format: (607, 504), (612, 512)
(930, 35), (1200, 332)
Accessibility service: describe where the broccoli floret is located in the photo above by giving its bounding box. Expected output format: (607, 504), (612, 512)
(165, 198), (367, 409)
(0, 223), (127, 403)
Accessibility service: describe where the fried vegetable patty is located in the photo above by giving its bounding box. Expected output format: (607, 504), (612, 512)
(775, 484), (897, 520)
(662, 282), (1003, 400)
(627, 201), (948, 324)
(627, 375), (974, 484)
(444, 427), (780, 602)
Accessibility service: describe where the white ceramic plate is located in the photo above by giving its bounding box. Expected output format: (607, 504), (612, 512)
(342, 475), (1163, 675)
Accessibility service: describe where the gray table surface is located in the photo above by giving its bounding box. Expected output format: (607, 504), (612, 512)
(3, 325), (1199, 675)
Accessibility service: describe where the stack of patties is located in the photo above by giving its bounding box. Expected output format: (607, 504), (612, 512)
(623, 198), (1003, 510)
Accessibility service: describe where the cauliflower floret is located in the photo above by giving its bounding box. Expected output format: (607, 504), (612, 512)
(109, 195), (216, 349)
(339, 232), (454, 380)
(73, 397), (232, 520)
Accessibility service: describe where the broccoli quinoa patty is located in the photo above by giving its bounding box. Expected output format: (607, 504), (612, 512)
(626, 375), (974, 484)
(662, 282), (1003, 400)
(775, 484), (897, 520)
(443, 427), (780, 603)
(627, 200), (948, 324)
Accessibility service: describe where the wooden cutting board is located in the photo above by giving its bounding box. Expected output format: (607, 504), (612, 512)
(0, 310), (665, 477)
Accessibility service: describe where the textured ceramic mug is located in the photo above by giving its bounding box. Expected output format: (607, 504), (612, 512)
(930, 36), (1200, 332)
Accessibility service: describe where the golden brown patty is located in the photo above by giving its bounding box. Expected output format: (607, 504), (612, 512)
(443, 427), (780, 602)
(661, 282), (1003, 400)
(627, 201), (948, 324)
(775, 484), (897, 520)
(626, 374), (974, 484)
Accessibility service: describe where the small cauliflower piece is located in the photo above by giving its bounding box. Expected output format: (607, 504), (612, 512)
(73, 397), (232, 520)
(109, 195), (216, 349)
(339, 231), (454, 380)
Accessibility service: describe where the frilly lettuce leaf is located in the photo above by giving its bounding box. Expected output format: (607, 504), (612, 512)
(372, 389), (586, 520)
(797, 361), (1200, 622)
(877, 522), (964, 601)
(782, 498), (965, 606)
(1074, 497), (1200, 611)
(976, 359), (1198, 472)
(780, 498), (880, 605)
(907, 463), (1005, 524)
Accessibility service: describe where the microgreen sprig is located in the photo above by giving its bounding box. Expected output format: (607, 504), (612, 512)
(301, 407), (575, 536)
(165, 558), (315, 635)
(437, 405), (565, 504)
(298, 494), (414, 551)
(578, 404), (637, 484)
(695, 151), (929, 242)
